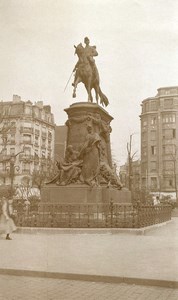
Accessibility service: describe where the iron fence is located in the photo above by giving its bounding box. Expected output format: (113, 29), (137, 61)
(13, 202), (172, 228)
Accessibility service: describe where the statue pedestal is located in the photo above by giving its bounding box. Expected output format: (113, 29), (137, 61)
(41, 102), (130, 208)
(41, 184), (131, 204)
(65, 102), (113, 167)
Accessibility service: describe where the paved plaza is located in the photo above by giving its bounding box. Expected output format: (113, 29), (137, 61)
(0, 217), (178, 299)
(0, 275), (178, 300)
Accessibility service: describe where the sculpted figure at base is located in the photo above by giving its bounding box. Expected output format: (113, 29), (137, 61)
(100, 162), (122, 190)
(46, 127), (122, 189)
(72, 37), (109, 107)
(79, 125), (101, 186)
(46, 145), (82, 186)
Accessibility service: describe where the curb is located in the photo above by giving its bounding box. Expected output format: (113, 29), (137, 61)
(16, 220), (172, 235)
(0, 268), (177, 289)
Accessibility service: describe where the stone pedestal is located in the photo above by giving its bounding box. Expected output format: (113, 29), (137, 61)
(41, 102), (131, 206)
(41, 185), (131, 204)
(65, 102), (113, 167)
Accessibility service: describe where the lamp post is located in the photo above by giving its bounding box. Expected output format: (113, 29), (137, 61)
(5, 150), (23, 196)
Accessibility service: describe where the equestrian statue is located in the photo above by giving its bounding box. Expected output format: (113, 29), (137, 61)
(72, 37), (109, 107)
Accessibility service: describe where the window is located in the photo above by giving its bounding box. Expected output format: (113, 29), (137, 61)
(1, 148), (7, 155)
(150, 162), (156, 172)
(163, 161), (174, 170)
(141, 162), (147, 173)
(151, 146), (156, 155)
(163, 145), (176, 155)
(22, 162), (30, 172)
(23, 134), (31, 143)
(142, 178), (146, 188)
(151, 117), (156, 125)
(164, 98), (173, 109)
(162, 114), (175, 123)
(34, 150), (39, 157)
(173, 129), (176, 138)
(34, 164), (39, 171)
(150, 131), (156, 140)
(2, 162), (7, 172)
(24, 122), (32, 128)
(35, 129), (40, 136)
(142, 120), (147, 126)
(42, 137), (46, 148)
(24, 147), (31, 155)
(10, 134), (15, 143)
(151, 177), (157, 188)
(35, 136), (39, 146)
(48, 131), (52, 140)
(25, 106), (32, 115)
(163, 129), (176, 139)
(145, 103), (149, 112)
(10, 148), (15, 155)
(34, 108), (40, 118)
(11, 121), (16, 127)
(164, 90), (170, 95)
(150, 101), (157, 111)
(169, 179), (173, 187)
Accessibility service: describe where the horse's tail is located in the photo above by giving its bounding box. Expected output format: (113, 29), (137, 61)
(98, 87), (109, 107)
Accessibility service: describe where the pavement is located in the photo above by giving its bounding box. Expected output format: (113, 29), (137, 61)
(0, 217), (178, 299)
(1, 275), (178, 300)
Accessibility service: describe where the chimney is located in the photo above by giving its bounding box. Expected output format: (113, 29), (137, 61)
(35, 101), (43, 108)
(13, 95), (21, 102)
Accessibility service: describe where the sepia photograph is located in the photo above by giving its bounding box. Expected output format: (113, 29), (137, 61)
(0, 0), (178, 299)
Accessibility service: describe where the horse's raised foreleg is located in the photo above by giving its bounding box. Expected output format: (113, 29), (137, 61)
(72, 77), (81, 98)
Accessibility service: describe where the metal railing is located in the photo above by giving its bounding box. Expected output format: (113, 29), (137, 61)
(13, 202), (172, 229)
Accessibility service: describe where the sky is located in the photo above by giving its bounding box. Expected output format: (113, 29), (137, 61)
(1, 0), (178, 166)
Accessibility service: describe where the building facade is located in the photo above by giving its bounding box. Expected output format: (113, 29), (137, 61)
(0, 95), (55, 186)
(54, 125), (67, 161)
(140, 86), (178, 193)
(120, 160), (141, 193)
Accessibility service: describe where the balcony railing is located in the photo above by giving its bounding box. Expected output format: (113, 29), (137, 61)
(20, 127), (34, 134)
(14, 202), (172, 228)
(0, 154), (11, 161)
(19, 154), (34, 161)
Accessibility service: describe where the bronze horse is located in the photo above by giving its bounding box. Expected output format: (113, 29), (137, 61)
(72, 43), (109, 107)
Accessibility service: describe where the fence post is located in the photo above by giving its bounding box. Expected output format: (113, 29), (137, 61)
(136, 200), (141, 228)
(110, 198), (114, 228)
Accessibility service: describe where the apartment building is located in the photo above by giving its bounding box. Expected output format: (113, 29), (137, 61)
(0, 95), (55, 186)
(140, 86), (178, 193)
(54, 125), (67, 161)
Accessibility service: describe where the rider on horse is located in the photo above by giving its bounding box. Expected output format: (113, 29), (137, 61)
(72, 37), (98, 86)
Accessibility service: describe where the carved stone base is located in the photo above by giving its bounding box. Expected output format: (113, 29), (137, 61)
(64, 102), (113, 168)
(41, 185), (131, 204)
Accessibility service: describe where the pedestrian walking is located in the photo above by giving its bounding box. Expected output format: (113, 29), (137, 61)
(0, 196), (17, 240)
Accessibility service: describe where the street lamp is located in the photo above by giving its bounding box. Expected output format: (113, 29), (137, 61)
(5, 150), (23, 196)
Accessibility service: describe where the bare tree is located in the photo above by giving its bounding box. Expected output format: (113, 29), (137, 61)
(127, 133), (138, 192)
(167, 145), (178, 205)
(32, 162), (57, 194)
(0, 110), (15, 157)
